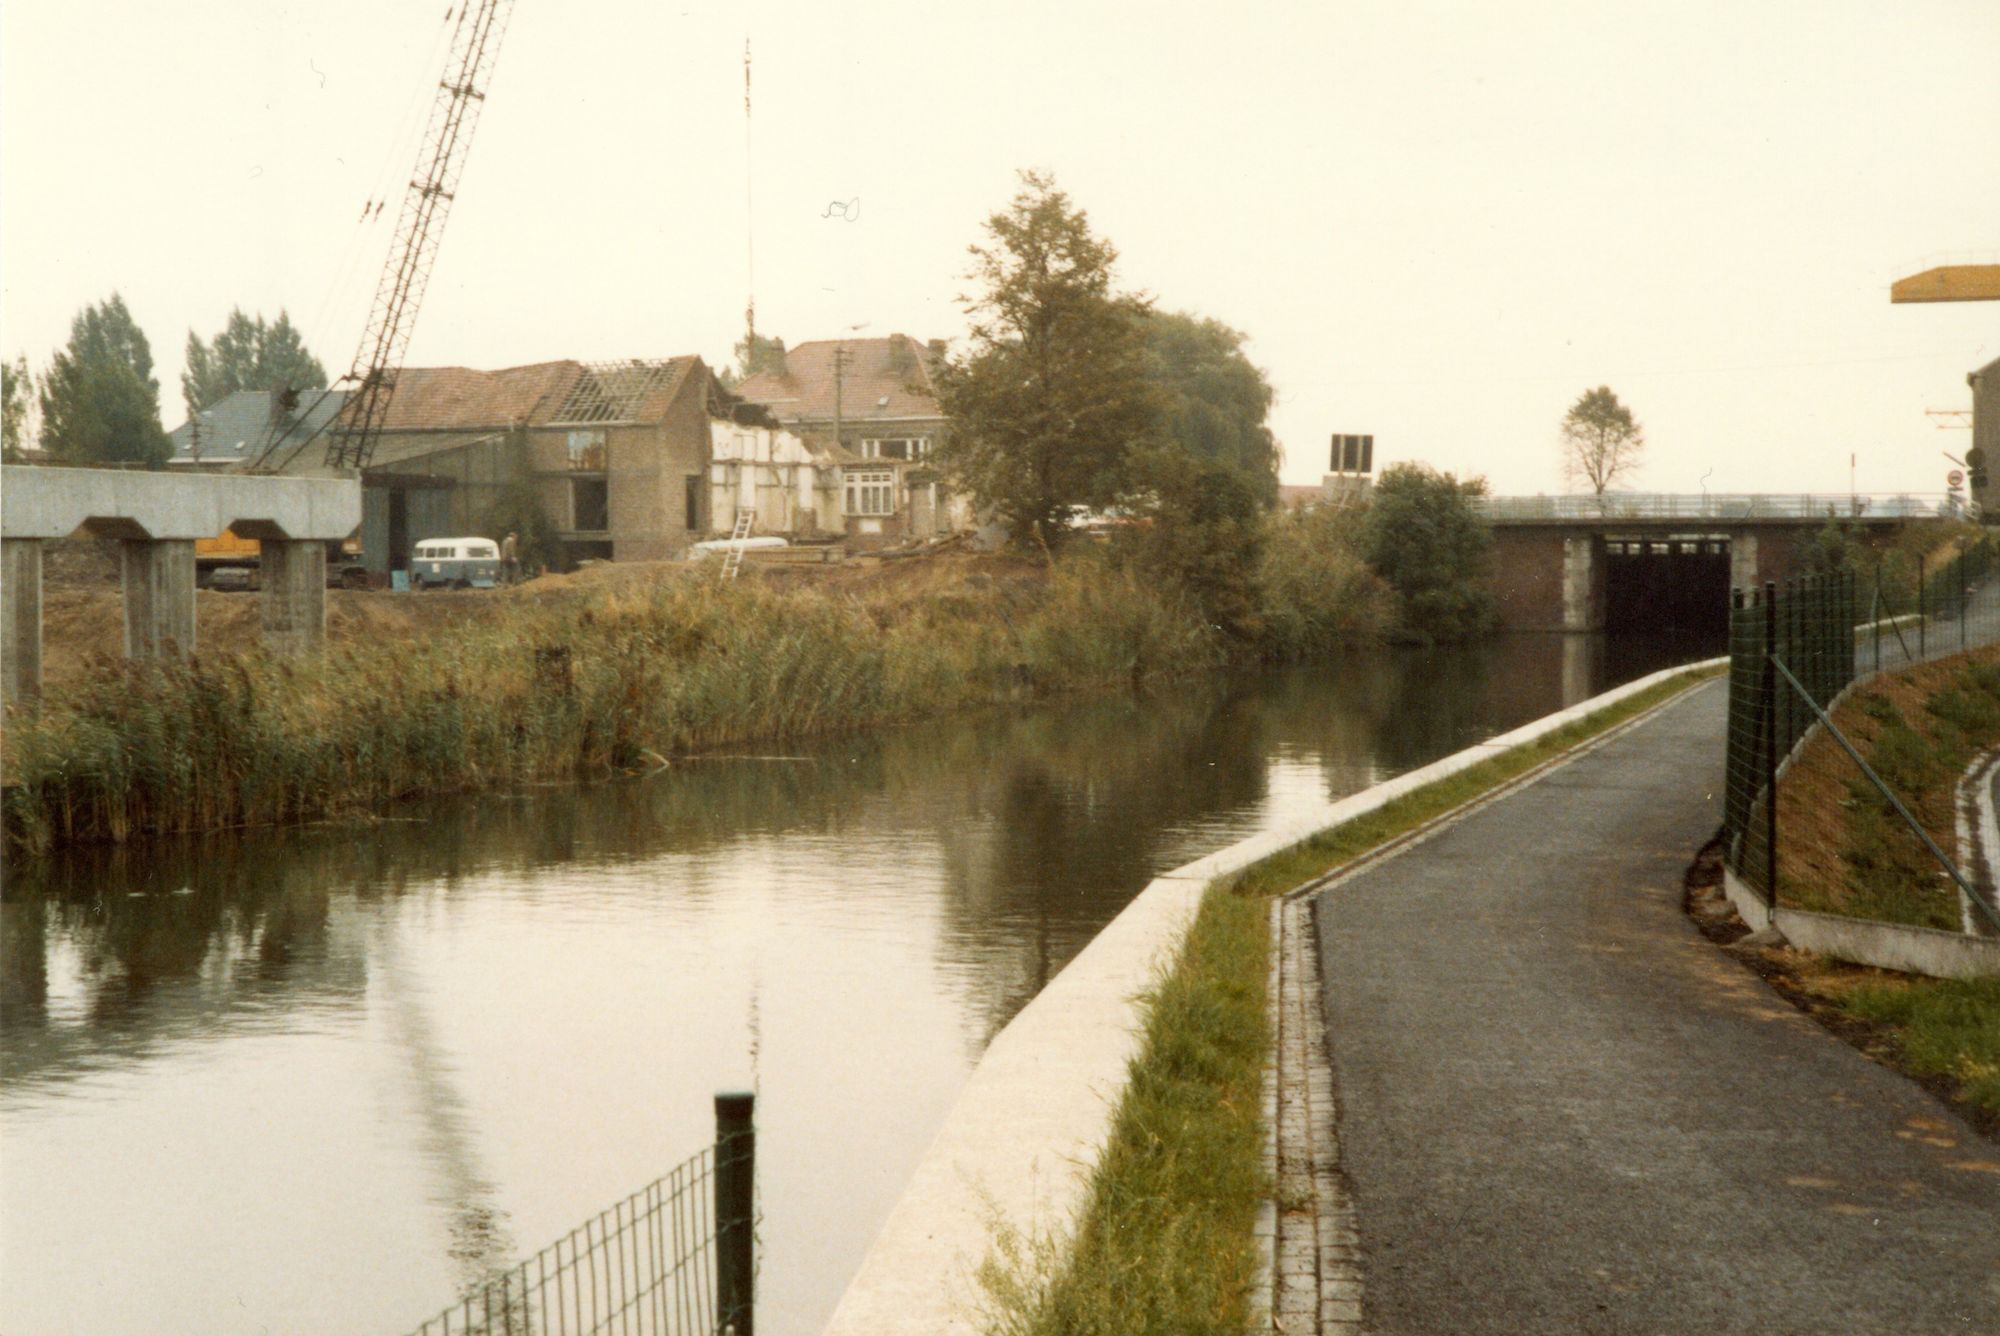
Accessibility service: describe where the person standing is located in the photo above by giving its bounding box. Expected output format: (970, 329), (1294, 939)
(500, 530), (519, 585)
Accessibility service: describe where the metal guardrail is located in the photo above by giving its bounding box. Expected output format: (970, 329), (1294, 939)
(404, 1092), (755, 1336)
(1475, 493), (1956, 523)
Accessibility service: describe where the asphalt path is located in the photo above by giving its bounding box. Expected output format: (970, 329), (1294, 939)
(1313, 680), (2000, 1334)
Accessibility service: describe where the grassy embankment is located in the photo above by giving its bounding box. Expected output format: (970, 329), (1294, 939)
(1752, 643), (2000, 1128)
(2, 555), (1226, 855)
(981, 665), (1721, 1336)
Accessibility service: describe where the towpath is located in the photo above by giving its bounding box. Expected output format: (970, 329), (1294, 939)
(1312, 678), (2000, 1334)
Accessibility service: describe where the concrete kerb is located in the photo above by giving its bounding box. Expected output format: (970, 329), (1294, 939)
(1722, 865), (2000, 979)
(818, 657), (1726, 1336)
(1956, 745), (2000, 936)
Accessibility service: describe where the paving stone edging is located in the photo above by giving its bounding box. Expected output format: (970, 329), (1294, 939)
(818, 658), (1724, 1336)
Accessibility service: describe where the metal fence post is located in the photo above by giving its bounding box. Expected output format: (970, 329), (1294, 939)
(1961, 547), (1969, 654)
(1918, 552), (1927, 660)
(715, 1090), (756, 1336)
(1873, 560), (1882, 676)
(1764, 581), (1779, 909)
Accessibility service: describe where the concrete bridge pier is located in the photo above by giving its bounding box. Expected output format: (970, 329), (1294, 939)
(256, 539), (327, 655)
(1730, 533), (1758, 592)
(121, 539), (198, 658)
(1, 465), (361, 704)
(2, 538), (42, 706)
(1562, 535), (1607, 631)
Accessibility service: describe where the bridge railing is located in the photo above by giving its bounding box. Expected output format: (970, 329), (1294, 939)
(1474, 493), (1955, 522)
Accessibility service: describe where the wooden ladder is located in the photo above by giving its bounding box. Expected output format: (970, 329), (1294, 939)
(719, 509), (754, 581)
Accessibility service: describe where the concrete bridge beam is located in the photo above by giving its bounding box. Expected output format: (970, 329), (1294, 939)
(258, 540), (327, 655)
(2, 538), (42, 706)
(121, 540), (197, 659)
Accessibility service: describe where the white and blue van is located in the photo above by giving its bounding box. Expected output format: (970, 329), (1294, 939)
(411, 537), (503, 589)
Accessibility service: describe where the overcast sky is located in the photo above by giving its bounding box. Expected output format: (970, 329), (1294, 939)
(4, 0), (1995, 495)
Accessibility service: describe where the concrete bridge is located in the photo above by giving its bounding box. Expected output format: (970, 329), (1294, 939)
(1, 465), (362, 704)
(1477, 493), (1952, 632)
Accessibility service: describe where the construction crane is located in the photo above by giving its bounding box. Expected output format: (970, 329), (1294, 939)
(256, 0), (514, 473)
(1890, 261), (2000, 303)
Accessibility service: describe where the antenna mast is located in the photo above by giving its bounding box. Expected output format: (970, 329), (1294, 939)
(744, 37), (756, 346)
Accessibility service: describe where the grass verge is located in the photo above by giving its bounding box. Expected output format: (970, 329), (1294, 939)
(1688, 845), (1999, 1139)
(980, 882), (1270, 1336)
(980, 663), (1720, 1335)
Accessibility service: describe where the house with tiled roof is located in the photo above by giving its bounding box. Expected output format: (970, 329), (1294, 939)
(315, 357), (725, 576)
(733, 334), (968, 543)
(169, 389), (351, 470)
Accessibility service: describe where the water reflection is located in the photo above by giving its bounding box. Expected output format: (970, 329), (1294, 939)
(1, 633), (1711, 1336)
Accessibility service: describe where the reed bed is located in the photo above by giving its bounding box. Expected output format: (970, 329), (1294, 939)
(2, 558), (1223, 854)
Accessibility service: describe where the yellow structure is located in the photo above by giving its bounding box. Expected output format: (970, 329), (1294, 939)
(1891, 264), (2000, 303)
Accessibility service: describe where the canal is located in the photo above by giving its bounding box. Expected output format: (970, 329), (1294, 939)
(0, 631), (1711, 1336)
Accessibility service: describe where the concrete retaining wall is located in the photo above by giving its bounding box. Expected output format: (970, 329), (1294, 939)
(820, 657), (1725, 1336)
(1722, 867), (2000, 979)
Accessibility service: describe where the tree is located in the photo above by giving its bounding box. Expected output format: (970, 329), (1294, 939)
(1358, 463), (1495, 643)
(728, 328), (787, 388)
(39, 294), (172, 466)
(1140, 310), (1280, 504)
(182, 308), (328, 417)
(1120, 447), (1269, 639)
(1560, 385), (1644, 497)
(2, 355), (33, 461)
(1258, 502), (1398, 656)
(934, 170), (1155, 547)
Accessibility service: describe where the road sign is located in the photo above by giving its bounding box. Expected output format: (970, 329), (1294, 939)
(1948, 469), (1965, 488)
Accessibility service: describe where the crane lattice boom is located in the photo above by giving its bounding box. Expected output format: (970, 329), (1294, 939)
(326, 0), (515, 471)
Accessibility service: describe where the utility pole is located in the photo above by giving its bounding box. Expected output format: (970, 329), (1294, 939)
(743, 37), (755, 348)
(832, 345), (848, 452)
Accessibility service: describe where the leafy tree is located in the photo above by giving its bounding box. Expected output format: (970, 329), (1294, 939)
(1359, 463), (1495, 643)
(2, 355), (33, 461)
(727, 328), (787, 388)
(1258, 503), (1397, 656)
(1560, 385), (1644, 497)
(935, 170), (1155, 547)
(1119, 448), (1269, 639)
(1141, 310), (1280, 504)
(182, 308), (328, 417)
(481, 483), (563, 577)
(1798, 519), (1866, 581)
(39, 294), (172, 466)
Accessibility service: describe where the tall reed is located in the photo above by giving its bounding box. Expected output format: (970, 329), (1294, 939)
(3, 559), (1225, 853)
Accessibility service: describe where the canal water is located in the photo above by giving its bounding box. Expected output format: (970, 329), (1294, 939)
(1, 632), (1712, 1336)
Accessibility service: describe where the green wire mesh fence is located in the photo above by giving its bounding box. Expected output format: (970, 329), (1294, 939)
(404, 1092), (754, 1336)
(1724, 537), (2000, 918)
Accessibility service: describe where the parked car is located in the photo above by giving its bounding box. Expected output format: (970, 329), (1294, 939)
(411, 537), (502, 589)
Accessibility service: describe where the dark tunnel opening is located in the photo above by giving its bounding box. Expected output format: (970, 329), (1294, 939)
(1604, 535), (1732, 640)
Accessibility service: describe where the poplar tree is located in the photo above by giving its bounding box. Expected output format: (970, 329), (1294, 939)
(182, 308), (328, 417)
(39, 294), (172, 466)
(2, 355), (33, 460)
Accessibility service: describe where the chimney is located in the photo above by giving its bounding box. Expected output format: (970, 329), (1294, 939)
(889, 333), (912, 371)
(927, 338), (947, 359)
